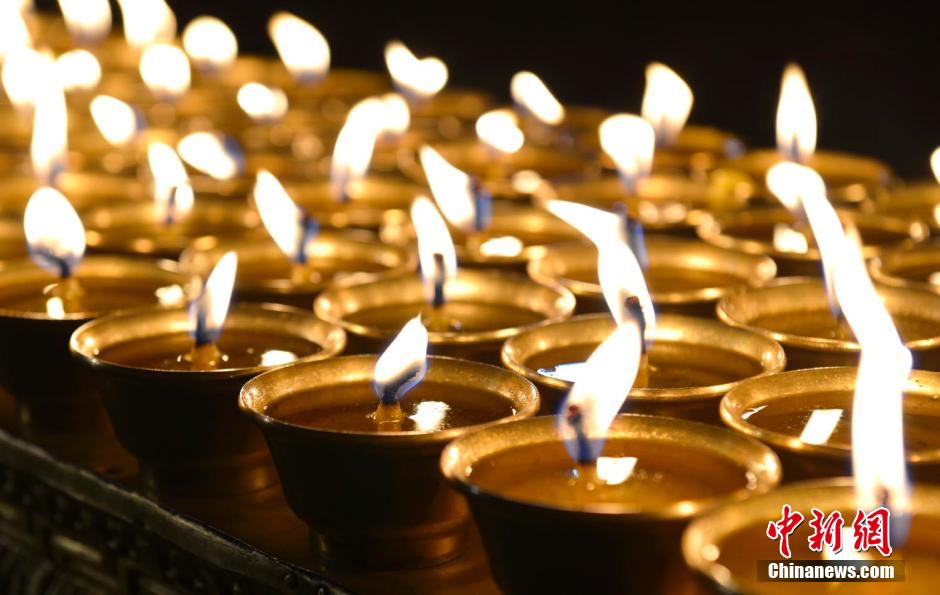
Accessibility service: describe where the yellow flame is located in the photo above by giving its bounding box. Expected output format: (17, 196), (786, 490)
(510, 71), (565, 126)
(90, 95), (140, 146)
(377, 92), (410, 137)
(476, 109), (524, 154)
(384, 40), (448, 99)
(117, 0), (175, 49)
(268, 12), (330, 83)
(599, 114), (655, 193)
(931, 146), (940, 184)
(641, 62), (693, 147)
(419, 145), (476, 231)
(24, 187), (86, 276)
(254, 170), (308, 261)
(598, 237), (656, 335)
(237, 82), (288, 123)
(30, 63), (68, 186)
(411, 196), (457, 303)
(374, 316), (429, 404)
(147, 142), (192, 221)
(57, 0), (111, 43)
(772, 223), (809, 253)
(0, 5), (30, 61)
(330, 97), (386, 199)
(182, 16), (237, 73)
(139, 43), (191, 100)
(55, 50), (101, 92)
(177, 132), (242, 180)
(558, 320), (643, 462)
(192, 251), (238, 339)
(776, 63), (816, 163)
(2, 47), (50, 113)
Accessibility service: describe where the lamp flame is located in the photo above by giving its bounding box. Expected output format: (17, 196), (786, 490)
(30, 64), (68, 186)
(558, 318), (643, 464)
(776, 63), (816, 163)
(772, 223), (809, 253)
(598, 238), (656, 337)
(177, 132), (244, 180)
(476, 109), (524, 154)
(373, 316), (429, 405)
(237, 82), (288, 124)
(2, 47), (48, 113)
(24, 187), (85, 278)
(931, 146), (940, 184)
(384, 40), (447, 100)
(377, 93), (410, 137)
(419, 145), (488, 232)
(190, 251), (237, 346)
(411, 196), (456, 306)
(641, 62), (693, 147)
(147, 142), (192, 224)
(268, 12), (330, 84)
(55, 50), (101, 93)
(254, 170), (318, 264)
(90, 95), (143, 147)
(57, 0), (111, 44)
(330, 97), (385, 201)
(599, 114), (655, 195)
(511, 71), (565, 126)
(139, 43), (191, 101)
(544, 199), (621, 243)
(117, 0), (175, 50)
(182, 16), (237, 73)
(0, 7), (31, 62)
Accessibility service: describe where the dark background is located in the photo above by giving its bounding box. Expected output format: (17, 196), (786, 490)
(40, 0), (940, 178)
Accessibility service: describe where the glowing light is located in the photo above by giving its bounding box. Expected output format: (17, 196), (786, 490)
(377, 93), (410, 137)
(90, 95), (142, 147)
(597, 237), (656, 335)
(237, 82), (288, 123)
(772, 223), (809, 253)
(599, 113), (655, 195)
(117, 0), (176, 49)
(139, 43), (191, 101)
(55, 50), (101, 92)
(253, 170), (317, 263)
(384, 40), (447, 99)
(268, 12), (330, 84)
(330, 97), (385, 201)
(641, 62), (693, 147)
(182, 16), (237, 73)
(177, 132), (244, 180)
(476, 109), (524, 154)
(411, 196), (457, 305)
(510, 71), (565, 126)
(0, 6), (31, 61)
(24, 187), (85, 277)
(931, 147), (940, 184)
(373, 316), (428, 405)
(190, 251), (237, 345)
(409, 401), (449, 432)
(776, 63), (816, 163)
(2, 47), (50, 113)
(260, 349), (297, 367)
(479, 236), (524, 257)
(596, 456), (638, 485)
(147, 142), (192, 223)
(30, 64), (68, 186)
(57, 0), (111, 44)
(419, 145), (481, 232)
(799, 409), (843, 445)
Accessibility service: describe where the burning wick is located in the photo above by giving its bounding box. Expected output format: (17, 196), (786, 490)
(624, 296), (650, 388)
(613, 203), (649, 271)
(187, 252), (237, 371)
(253, 170), (322, 286)
(371, 316), (429, 429)
(24, 187), (87, 312)
(411, 197), (460, 331)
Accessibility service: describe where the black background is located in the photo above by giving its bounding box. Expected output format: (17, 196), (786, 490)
(39, 0), (940, 178)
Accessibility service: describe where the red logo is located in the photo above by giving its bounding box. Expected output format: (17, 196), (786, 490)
(767, 505), (893, 558)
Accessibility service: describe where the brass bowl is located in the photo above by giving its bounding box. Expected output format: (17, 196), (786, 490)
(502, 313), (787, 418)
(239, 354), (538, 569)
(180, 230), (417, 308)
(71, 303), (346, 498)
(683, 478), (940, 595)
(717, 277), (940, 370)
(314, 269), (576, 363)
(870, 241), (940, 295)
(441, 414), (781, 595)
(697, 207), (929, 276)
(0, 171), (149, 218)
(721, 366), (940, 483)
(876, 181), (940, 232)
(585, 125), (746, 174)
(281, 175), (426, 230)
(527, 235), (777, 316)
(0, 217), (26, 261)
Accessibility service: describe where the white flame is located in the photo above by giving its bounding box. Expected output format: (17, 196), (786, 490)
(598, 238), (656, 336)
(641, 62), (693, 147)
(772, 223), (809, 254)
(544, 199), (621, 247)
(479, 236), (524, 257)
(377, 93), (410, 137)
(139, 43), (191, 101)
(776, 63), (816, 163)
(147, 142), (192, 222)
(57, 0), (111, 44)
(330, 97), (386, 200)
(931, 147), (940, 184)
(511, 71), (565, 126)
(476, 109), (524, 154)
(191, 251), (237, 344)
(599, 114), (655, 194)
(2, 47), (50, 113)
(411, 196), (457, 304)
(254, 170), (313, 262)
(384, 40), (448, 100)
(90, 95), (141, 146)
(558, 320), (643, 462)
(268, 12), (330, 84)
(420, 145), (477, 232)
(177, 132), (243, 180)
(55, 50), (101, 92)
(182, 16), (237, 73)
(117, 0), (176, 49)
(237, 82), (288, 123)
(0, 6), (31, 61)
(373, 316), (429, 405)
(23, 187), (85, 277)
(30, 64), (68, 186)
